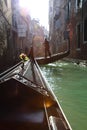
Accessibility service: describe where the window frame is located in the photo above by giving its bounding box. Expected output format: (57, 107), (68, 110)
(83, 16), (87, 43)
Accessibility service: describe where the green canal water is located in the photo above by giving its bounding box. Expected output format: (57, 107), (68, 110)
(41, 60), (87, 130)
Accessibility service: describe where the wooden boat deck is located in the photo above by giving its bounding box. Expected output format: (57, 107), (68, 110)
(0, 60), (72, 130)
(0, 79), (49, 130)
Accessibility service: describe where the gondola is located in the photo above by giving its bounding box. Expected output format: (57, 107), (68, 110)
(36, 38), (70, 65)
(0, 59), (72, 130)
(36, 50), (70, 65)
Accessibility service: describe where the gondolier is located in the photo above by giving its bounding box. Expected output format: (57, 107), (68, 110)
(43, 38), (51, 58)
(28, 46), (34, 60)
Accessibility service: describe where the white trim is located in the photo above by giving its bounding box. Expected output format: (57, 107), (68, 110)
(76, 48), (81, 51)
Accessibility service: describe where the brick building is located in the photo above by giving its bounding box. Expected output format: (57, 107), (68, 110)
(49, 0), (69, 54)
(0, 0), (13, 72)
(67, 0), (87, 60)
(49, 0), (87, 60)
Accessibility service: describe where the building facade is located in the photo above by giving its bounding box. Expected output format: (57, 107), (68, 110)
(49, 0), (87, 60)
(0, 0), (31, 72)
(66, 0), (87, 60)
(49, 0), (69, 54)
(11, 0), (31, 58)
(0, 0), (12, 55)
(0, 0), (13, 72)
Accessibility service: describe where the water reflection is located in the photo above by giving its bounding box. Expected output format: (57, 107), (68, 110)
(41, 60), (87, 130)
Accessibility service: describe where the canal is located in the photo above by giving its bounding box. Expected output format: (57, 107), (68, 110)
(41, 60), (87, 130)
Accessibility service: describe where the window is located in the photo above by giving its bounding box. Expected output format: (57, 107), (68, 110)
(77, 0), (82, 9)
(66, 1), (71, 22)
(0, 0), (2, 5)
(77, 24), (81, 48)
(50, 7), (52, 12)
(4, 0), (8, 7)
(84, 17), (87, 42)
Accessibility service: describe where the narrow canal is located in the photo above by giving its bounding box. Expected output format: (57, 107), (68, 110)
(41, 60), (87, 130)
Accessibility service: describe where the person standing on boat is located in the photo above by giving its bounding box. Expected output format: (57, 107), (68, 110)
(28, 35), (35, 60)
(43, 38), (51, 58)
(28, 45), (34, 60)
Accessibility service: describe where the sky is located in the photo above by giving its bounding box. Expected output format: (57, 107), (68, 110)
(19, 0), (49, 30)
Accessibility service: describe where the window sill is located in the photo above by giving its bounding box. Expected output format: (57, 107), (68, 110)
(76, 48), (81, 51)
